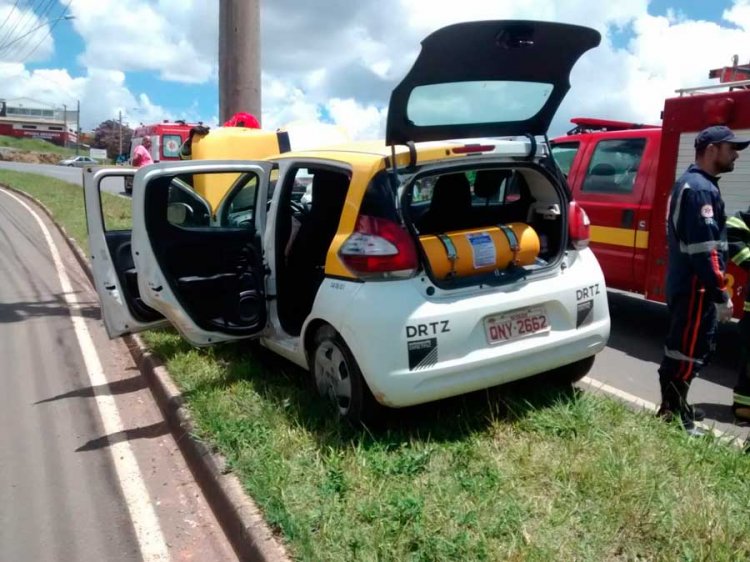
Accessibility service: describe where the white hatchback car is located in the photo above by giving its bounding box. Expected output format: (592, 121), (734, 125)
(84, 20), (610, 424)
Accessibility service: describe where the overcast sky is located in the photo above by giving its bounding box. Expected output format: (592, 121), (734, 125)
(0, 0), (749, 140)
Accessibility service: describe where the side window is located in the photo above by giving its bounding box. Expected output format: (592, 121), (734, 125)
(550, 142), (580, 177)
(162, 135), (182, 159)
(582, 138), (646, 194)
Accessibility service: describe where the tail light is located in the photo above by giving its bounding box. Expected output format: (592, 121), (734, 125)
(339, 215), (418, 279)
(569, 201), (590, 250)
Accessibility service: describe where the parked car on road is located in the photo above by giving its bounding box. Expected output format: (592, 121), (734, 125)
(83, 20), (610, 424)
(58, 155), (97, 167)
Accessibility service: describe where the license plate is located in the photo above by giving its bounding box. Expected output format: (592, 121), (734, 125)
(484, 306), (550, 345)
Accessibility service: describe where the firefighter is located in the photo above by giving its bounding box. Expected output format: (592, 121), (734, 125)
(658, 125), (750, 435)
(727, 209), (750, 421)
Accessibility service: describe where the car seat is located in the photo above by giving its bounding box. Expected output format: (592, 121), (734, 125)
(416, 173), (473, 234)
(283, 169), (350, 334)
(583, 163), (617, 193)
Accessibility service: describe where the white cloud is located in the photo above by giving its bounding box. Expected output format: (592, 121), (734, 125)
(69, 0), (217, 83)
(0, 1), (55, 63)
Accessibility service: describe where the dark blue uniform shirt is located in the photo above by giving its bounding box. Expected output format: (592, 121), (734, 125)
(666, 164), (728, 303)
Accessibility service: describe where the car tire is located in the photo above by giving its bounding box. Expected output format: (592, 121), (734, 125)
(311, 325), (382, 425)
(547, 355), (596, 385)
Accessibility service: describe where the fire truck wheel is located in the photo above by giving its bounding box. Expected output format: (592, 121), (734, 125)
(311, 325), (382, 426)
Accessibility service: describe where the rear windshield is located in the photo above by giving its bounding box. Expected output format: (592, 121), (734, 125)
(406, 81), (554, 126)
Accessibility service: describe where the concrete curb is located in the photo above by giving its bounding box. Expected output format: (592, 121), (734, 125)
(1, 184), (290, 562)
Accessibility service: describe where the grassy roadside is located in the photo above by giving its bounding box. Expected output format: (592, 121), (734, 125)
(3, 170), (750, 561)
(0, 134), (79, 156)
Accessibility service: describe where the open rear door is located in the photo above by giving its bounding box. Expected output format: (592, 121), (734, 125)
(83, 166), (170, 337)
(130, 161), (273, 346)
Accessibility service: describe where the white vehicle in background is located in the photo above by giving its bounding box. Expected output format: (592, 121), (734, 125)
(83, 20), (610, 424)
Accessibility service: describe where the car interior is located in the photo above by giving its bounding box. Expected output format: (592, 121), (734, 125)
(408, 166), (565, 282)
(275, 166), (350, 336)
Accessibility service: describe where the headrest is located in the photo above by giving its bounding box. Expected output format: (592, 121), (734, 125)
(473, 169), (512, 200)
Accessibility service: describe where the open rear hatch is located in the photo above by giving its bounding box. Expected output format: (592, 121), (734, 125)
(385, 20), (601, 145)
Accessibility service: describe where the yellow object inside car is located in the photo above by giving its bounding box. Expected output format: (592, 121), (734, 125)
(419, 223), (540, 280)
(191, 127), (288, 211)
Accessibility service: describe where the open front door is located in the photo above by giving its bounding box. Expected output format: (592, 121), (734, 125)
(130, 161), (273, 346)
(83, 167), (170, 337)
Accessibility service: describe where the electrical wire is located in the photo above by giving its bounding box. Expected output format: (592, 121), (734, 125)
(0, 0), (44, 53)
(0, 0), (57, 55)
(18, 0), (72, 63)
(0, 1), (22, 45)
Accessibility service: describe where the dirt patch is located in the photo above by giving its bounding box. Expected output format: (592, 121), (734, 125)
(0, 147), (63, 165)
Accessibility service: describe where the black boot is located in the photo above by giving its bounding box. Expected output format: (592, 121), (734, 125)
(657, 379), (705, 436)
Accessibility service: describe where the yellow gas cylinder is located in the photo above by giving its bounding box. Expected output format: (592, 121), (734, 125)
(191, 127), (290, 211)
(419, 223), (540, 280)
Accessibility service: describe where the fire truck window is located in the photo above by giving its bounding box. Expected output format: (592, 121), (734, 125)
(162, 135), (182, 158)
(582, 138), (646, 194)
(551, 142), (579, 177)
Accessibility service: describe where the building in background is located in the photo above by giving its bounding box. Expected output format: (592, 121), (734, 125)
(0, 97), (78, 146)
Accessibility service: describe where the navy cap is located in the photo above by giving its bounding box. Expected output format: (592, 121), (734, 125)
(694, 125), (750, 150)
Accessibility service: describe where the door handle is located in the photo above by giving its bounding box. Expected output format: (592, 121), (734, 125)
(621, 209), (634, 228)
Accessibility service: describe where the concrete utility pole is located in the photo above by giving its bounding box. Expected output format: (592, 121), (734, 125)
(118, 110), (123, 156)
(219, 0), (261, 124)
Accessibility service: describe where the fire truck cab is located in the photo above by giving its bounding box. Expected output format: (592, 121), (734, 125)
(551, 66), (750, 317)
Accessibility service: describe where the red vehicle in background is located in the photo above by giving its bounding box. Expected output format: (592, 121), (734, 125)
(551, 63), (750, 318)
(124, 120), (202, 193)
(129, 120), (201, 164)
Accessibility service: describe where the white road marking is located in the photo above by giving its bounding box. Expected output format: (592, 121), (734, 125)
(0, 188), (170, 561)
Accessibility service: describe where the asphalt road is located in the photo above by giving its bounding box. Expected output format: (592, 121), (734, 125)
(0, 161), (127, 197)
(0, 188), (235, 560)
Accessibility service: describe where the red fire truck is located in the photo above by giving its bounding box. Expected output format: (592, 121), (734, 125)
(551, 63), (750, 317)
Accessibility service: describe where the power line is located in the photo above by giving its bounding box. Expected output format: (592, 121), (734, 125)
(19, 0), (72, 64)
(0, 1), (22, 43)
(0, 0), (44, 52)
(0, 0), (58, 56)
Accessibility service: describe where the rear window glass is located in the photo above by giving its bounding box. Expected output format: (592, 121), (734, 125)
(406, 81), (553, 126)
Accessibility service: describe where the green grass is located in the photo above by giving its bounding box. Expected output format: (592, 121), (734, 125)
(0, 134), (78, 156)
(4, 170), (750, 561)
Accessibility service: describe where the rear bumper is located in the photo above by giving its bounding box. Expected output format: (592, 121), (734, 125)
(314, 249), (611, 407)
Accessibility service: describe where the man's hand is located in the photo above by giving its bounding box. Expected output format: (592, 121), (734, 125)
(716, 299), (734, 323)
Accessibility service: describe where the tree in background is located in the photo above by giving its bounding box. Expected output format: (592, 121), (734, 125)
(93, 119), (133, 160)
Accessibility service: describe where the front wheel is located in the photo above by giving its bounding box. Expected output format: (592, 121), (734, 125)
(311, 325), (382, 425)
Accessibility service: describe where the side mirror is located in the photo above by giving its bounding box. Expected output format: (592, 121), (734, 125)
(167, 201), (193, 225)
